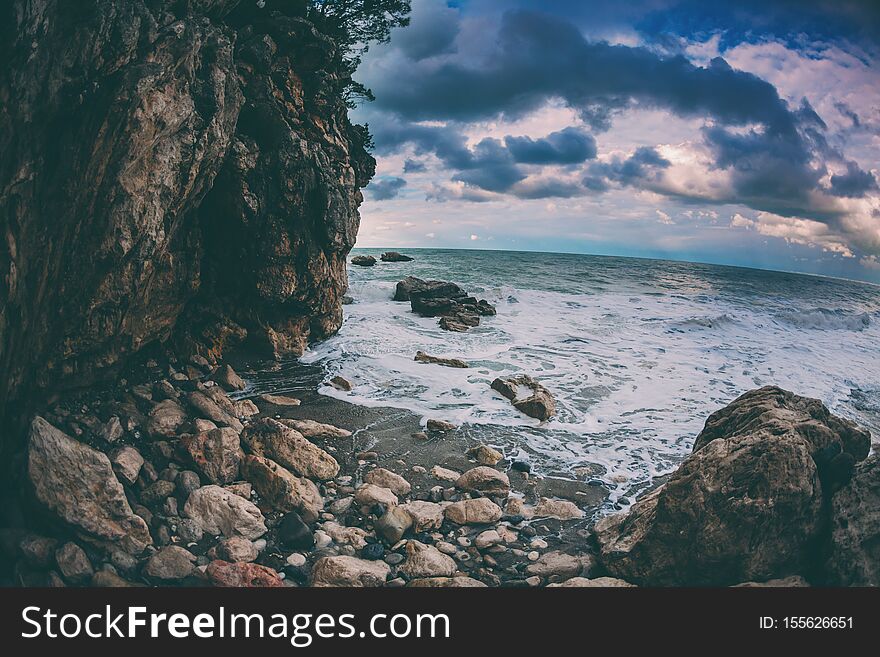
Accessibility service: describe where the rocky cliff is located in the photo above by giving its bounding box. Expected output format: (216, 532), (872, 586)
(0, 0), (374, 446)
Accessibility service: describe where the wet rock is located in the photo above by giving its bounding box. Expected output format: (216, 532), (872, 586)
(242, 418), (339, 480)
(467, 444), (503, 466)
(212, 364), (246, 391)
(279, 418), (352, 439)
(456, 466), (511, 497)
(399, 540), (457, 578)
(594, 386), (870, 586)
(364, 468), (412, 496)
(525, 551), (593, 579)
(381, 252), (413, 262)
(444, 499), (503, 525)
(311, 556), (391, 587)
(144, 546), (196, 581)
(241, 455), (323, 522)
(533, 498), (584, 520)
(827, 453), (880, 586)
(180, 427), (243, 485)
(400, 501), (446, 532)
(54, 542), (94, 583)
(548, 576), (635, 587)
(511, 460), (531, 473)
(408, 576), (487, 587)
(206, 561), (283, 587)
(187, 391), (243, 432)
(213, 536), (259, 563)
(491, 375), (556, 420)
(329, 376), (353, 391)
(278, 511), (315, 551)
(415, 351), (468, 368)
(110, 446), (144, 485)
(393, 277), (462, 302)
(426, 419), (456, 432)
(376, 507), (413, 543)
(355, 483), (398, 508)
(183, 485), (267, 540)
(28, 417), (151, 555)
(362, 543), (385, 560)
(258, 393), (301, 407)
(146, 400), (188, 438)
(351, 255), (376, 267)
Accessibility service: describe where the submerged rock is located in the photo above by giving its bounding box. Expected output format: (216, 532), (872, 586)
(414, 350), (469, 368)
(28, 417), (152, 555)
(594, 386), (871, 586)
(491, 374), (556, 420)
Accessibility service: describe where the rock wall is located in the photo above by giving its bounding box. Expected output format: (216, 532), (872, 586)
(0, 0), (374, 443)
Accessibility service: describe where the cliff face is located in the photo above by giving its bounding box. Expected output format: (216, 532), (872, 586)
(0, 0), (374, 429)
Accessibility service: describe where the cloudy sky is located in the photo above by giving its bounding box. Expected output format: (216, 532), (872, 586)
(352, 0), (880, 282)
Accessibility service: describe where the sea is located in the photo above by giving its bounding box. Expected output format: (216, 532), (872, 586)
(247, 249), (880, 509)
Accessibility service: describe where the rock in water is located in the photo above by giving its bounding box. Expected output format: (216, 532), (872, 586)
(351, 255), (377, 266)
(491, 374), (556, 420)
(380, 252), (414, 262)
(594, 386), (871, 586)
(212, 364), (246, 391)
(393, 276), (495, 332)
(827, 454), (880, 585)
(27, 417), (152, 555)
(183, 485), (267, 540)
(414, 351), (468, 368)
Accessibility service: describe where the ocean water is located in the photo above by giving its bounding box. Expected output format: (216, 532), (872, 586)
(263, 249), (880, 508)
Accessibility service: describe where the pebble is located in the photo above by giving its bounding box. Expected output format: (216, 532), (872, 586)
(527, 551), (540, 561)
(436, 541), (457, 555)
(361, 543), (385, 561)
(314, 530), (332, 550)
(286, 553), (306, 567)
(456, 536), (471, 547)
(384, 552), (405, 565)
(278, 511), (314, 550)
(530, 538), (548, 549)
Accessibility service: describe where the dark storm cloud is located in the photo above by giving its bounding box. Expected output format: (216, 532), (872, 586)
(391, 0), (460, 61)
(830, 162), (879, 197)
(368, 177), (408, 200)
(583, 146), (671, 190)
(372, 11), (799, 134)
(403, 159), (427, 173)
(505, 127), (597, 164)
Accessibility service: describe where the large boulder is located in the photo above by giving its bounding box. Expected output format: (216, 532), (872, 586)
(380, 251), (413, 262)
(827, 453), (880, 585)
(594, 387), (871, 586)
(27, 417), (152, 555)
(242, 418), (339, 480)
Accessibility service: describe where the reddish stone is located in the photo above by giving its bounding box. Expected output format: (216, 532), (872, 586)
(205, 560), (283, 587)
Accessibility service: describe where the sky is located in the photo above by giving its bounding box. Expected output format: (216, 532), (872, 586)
(352, 0), (880, 282)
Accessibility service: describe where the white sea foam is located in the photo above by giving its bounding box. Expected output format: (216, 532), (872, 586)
(293, 251), (880, 509)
